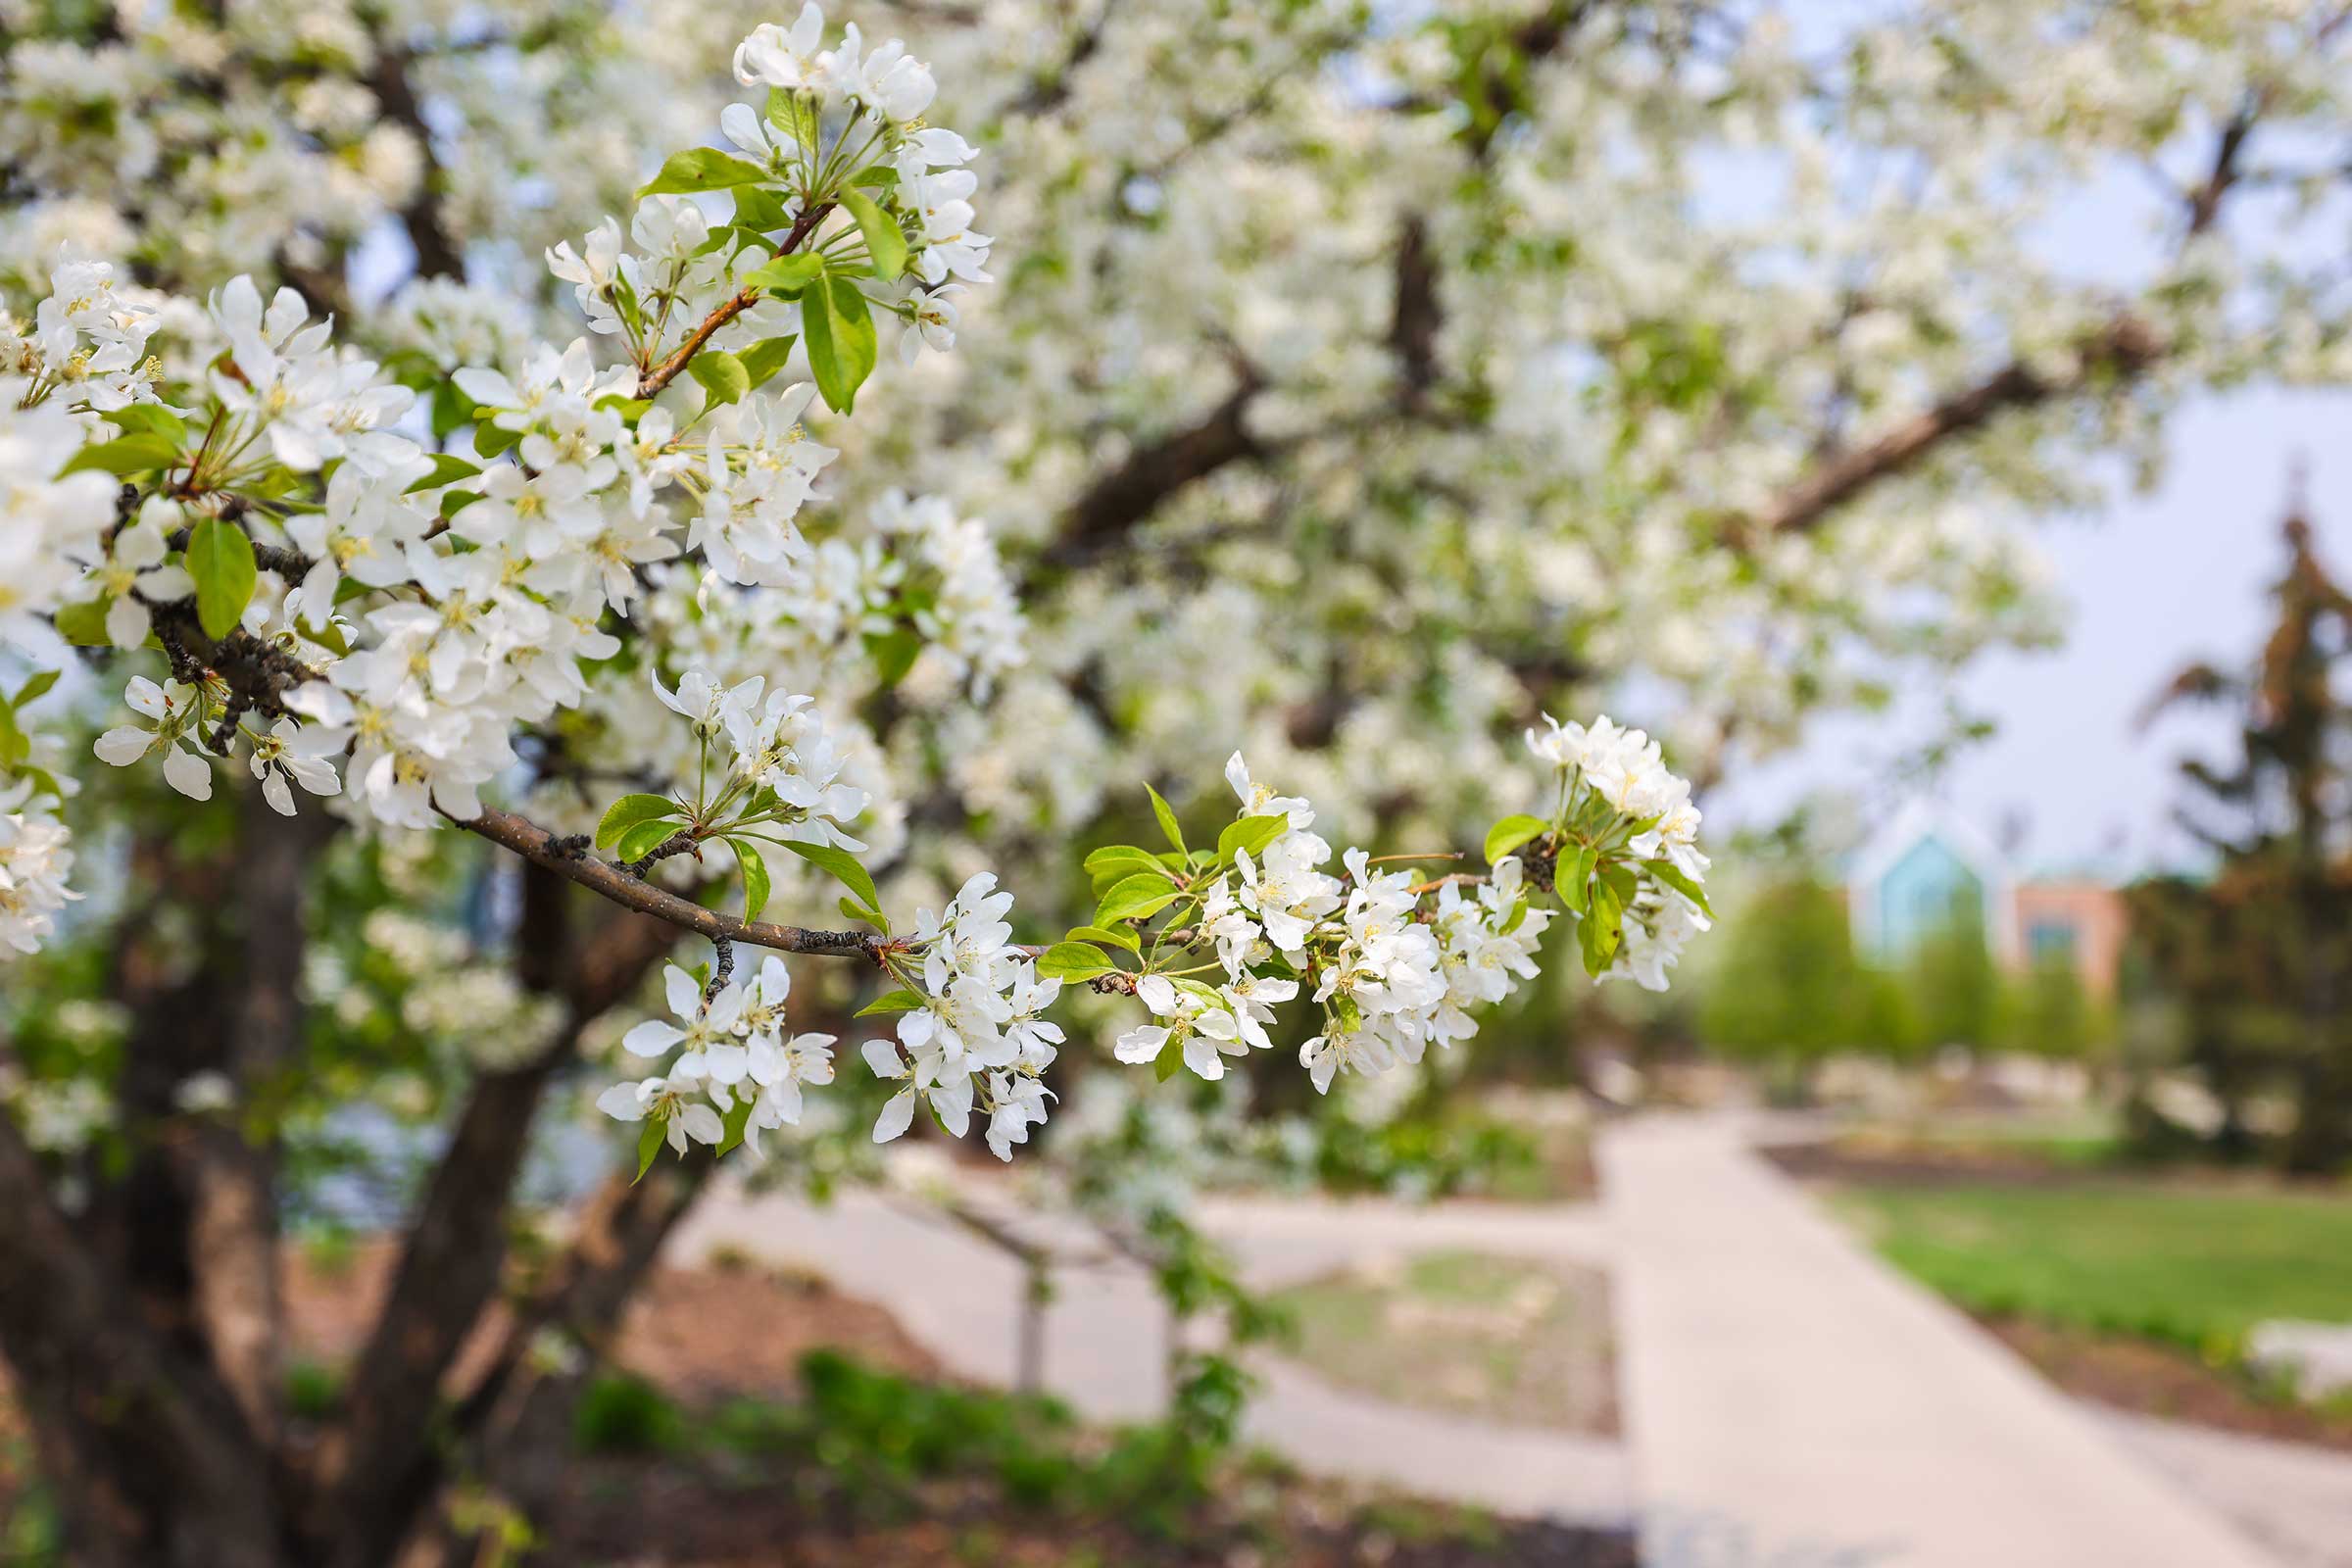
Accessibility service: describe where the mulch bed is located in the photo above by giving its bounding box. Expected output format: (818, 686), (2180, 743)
(1980, 1314), (2352, 1451)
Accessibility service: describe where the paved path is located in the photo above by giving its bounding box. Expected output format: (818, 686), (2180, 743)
(670, 1182), (1632, 1519)
(2093, 1407), (2352, 1568)
(1599, 1113), (2284, 1568)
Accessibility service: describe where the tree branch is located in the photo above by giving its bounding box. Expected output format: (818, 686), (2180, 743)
(446, 804), (885, 961)
(634, 202), (832, 399)
(368, 43), (466, 281)
(1735, 314), (2163, 543)
(321, 884), (682, 1568)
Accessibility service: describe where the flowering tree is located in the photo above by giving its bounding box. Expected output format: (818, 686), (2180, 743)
(1, 1), (2347, 1562)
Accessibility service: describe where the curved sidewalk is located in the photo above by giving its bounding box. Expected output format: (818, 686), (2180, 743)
(1599, 1113), (2284, 1568)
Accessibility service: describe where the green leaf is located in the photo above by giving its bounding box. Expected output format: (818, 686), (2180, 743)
(1036, 941), (1113, 982)
(1084, 845), (1168, 891)
(1557, 842), (1596, 914)
(715, 1096), (758, 1156)
(837, 188), (908, 279)
(1579, 877), (1624, 978)
(856, 987), (925, 1017)
(1145, 782), (1186, 856)
(430, 381), (471, 440)
(1216, 813), (1288, 865)
(1154, 1037), (1186, 1083)
(1642, 858), (1713, 918)
(439, 489), (483, 518)
(596, 792), (681, 851)
(766, 86), (821, 152)
(1066, 923), (1142, 954)
(738, 335), (798, 390)
(863, 627), (921, 686)
(687, 349), (752, 407)
(615, 817), (687, 862)
(849, 163), (900, 187)
(60, 432), (181, 477)
(803, 274), (877, 415)
(1484, 813), (1549, 865)
(731, 838), (771, 924)
(52, 600), (111, 647)
(744, 252), (825, 297)
(779, 840), (879, 910)
(634, 1118), (665, 1183)
(734, 184), (796, 232)
(403, 452), (483, 493)
(186, 515), (258, 640)
(0, 703), (24, 769)
(840, 896), (889, 931)
(1096, 871), (1180, 926)
(638, 146), (769, 197)
(14, 670), (58, 709)
(103, 405), (186, 443)
(472, 419), (522, 459)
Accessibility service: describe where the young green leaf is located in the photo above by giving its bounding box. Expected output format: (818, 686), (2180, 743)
(856, 987), (926, 1017)
(402, 453), (483, 493)
(1557, 842), (1596, 914)
(1096, 871), (1180, 926)
(738, 335), (799, 389)
(14, 669), (59, 709)
(766, 86), (821, 151)
(1154, 1036), (1186, 1083)
(687, 348), (752, 407)
(596, 792), (681, 851)
(1145, 782), (1187, 856)
(1036, 941), (1113, 982)
(1216, 813), (1288, 865)
(186, 515), (258, 640)
(1642, 858), (1714, 917)
(633, 1118), (666, 1183)
(1065, 922), (1142, 954)
(863, 627), (921, 686)
(745, 251), (825, 297)
(731, 838), (771, 923)
(615, 817), (689, 863)
(838, 187), (908, 279)
(52, 600), (111, 647)
(840, 896), (889, 931)
(638, 147), (768, 197)
(779, 839), (880, 909)
(804, 275), (877, 414)
(1084, 845), (1169, 891)
(60, 432), (182, 477)
(1484, 813), (1549, 864)
(715, 1096), (757, 1157)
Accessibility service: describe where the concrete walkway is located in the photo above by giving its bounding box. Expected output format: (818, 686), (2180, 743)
(2094, 1407), (2352, 1568)
(669, 1182), (1633, 1519)
(1599, 1113), (2284, 1568)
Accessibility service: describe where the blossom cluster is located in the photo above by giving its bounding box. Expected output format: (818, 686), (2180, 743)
(601, 957), (838, 1162)
(0, 780), (74, 958)
(0, 12), (997, 957)
(602, 724), (1706, 1168)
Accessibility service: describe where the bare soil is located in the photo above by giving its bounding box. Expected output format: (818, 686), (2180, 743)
(1981, 1315), (2352, 1452)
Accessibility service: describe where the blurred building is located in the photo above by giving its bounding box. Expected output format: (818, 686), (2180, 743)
(1846, 801), (2126, 996)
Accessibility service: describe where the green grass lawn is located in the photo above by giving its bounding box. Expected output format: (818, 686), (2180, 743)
(1834, 1180), (2352, 1354)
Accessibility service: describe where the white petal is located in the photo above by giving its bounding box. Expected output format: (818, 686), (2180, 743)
(93, 727), (150, 767)
(595, 1083), (648, 1121)
(679, 1103), (725, 1146)
(622, 1019), (686, 1057)
(163, 745), (214, 801)
(872, 1090), (915, 1143)
(104, 593), (150, 651)
(861, 1038), (906, 1079)
(662, 963), (701, 1019)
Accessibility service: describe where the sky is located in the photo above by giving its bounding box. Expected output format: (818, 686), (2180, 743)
(1705, 8), (2352, 878)
(1712, 384), (2352, 876)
